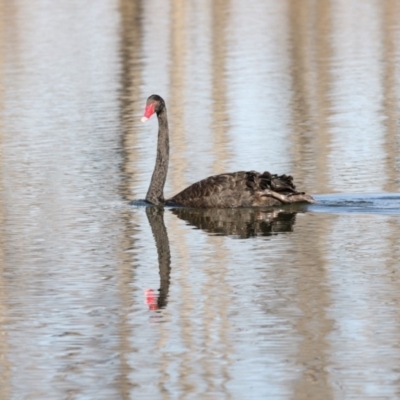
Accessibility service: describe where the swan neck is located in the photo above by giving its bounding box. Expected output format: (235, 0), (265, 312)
(146, 108), (169, 205)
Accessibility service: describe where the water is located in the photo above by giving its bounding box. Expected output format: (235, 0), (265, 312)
(0, 0), (400, 399)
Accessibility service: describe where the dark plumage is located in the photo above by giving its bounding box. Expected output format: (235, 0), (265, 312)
(141, 94), (315, 208)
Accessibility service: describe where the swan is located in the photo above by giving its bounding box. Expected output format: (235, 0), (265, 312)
(141, 94), (314, 208)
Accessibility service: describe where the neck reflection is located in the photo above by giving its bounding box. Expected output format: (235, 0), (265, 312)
(145, 207), (171, 310)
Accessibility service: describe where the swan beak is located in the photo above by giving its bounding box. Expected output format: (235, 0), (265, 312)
(142, 102), (156, 121)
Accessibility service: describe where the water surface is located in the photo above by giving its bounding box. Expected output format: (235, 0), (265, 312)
(0, 0), (400, 399)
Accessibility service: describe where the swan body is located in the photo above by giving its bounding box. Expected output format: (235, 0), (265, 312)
(141, 94), (315, 208)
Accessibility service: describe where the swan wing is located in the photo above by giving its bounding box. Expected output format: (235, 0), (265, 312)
(167, 171), (310, 208)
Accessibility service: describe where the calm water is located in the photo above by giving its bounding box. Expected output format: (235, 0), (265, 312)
(1, 0), (400, 399)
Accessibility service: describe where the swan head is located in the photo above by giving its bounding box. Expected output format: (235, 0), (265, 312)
(141, 94), (165, 122)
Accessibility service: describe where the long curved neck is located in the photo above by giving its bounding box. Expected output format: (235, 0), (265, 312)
(146, 107), (169, 205)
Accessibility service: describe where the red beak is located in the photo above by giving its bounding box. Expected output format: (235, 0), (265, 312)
(141, 102), (156, 122)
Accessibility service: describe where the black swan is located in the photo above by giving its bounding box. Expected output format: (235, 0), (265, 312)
(141, 94), (315, 208)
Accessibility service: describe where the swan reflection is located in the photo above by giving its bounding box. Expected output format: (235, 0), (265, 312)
(144, 205), (306, 311)
(170, 207), (304, 238)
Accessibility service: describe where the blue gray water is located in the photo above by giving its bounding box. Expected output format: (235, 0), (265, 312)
(0, 0), (400, 399)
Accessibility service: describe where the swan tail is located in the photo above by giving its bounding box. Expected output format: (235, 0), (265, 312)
(247, 171), (315, 204)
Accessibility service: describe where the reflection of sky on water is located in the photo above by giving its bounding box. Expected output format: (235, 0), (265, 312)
(1, 1), (123, 397)
(1, 0), (400, 398)
(328, 0), (386, 192)
(327, 214), (400, 398)
(226, 0), (293, 172)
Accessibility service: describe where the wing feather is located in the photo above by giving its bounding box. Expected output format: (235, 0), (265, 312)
(167, 170), (311, 208)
